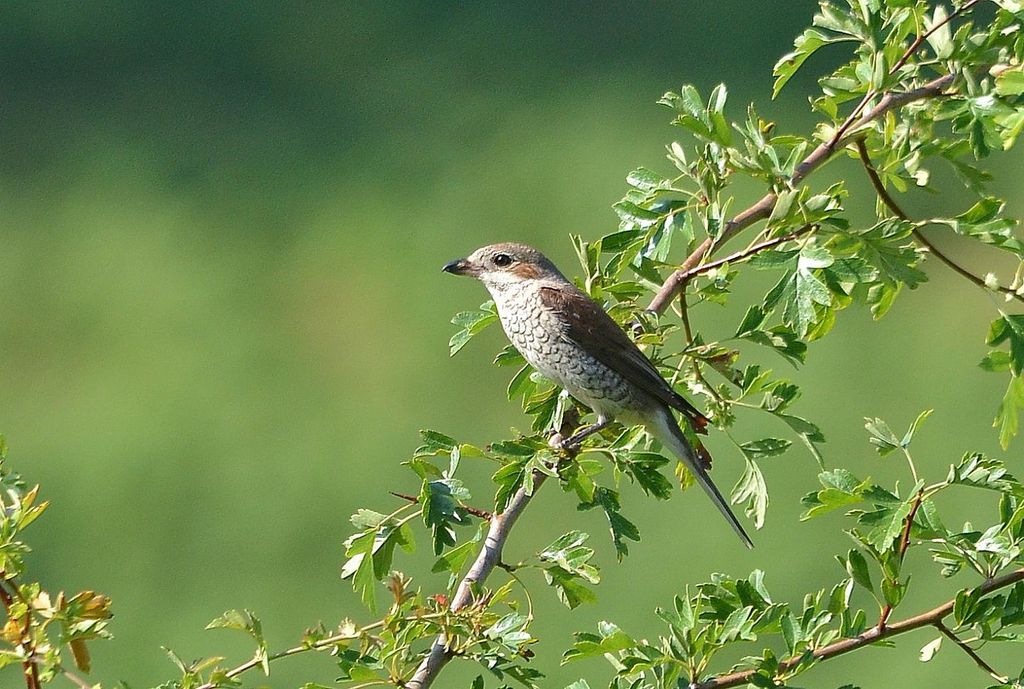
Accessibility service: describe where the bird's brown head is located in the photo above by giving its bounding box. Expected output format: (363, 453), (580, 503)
(442, 243), (565, 288)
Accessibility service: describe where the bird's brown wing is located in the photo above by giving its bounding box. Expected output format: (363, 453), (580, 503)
(538, 285), (709, 432)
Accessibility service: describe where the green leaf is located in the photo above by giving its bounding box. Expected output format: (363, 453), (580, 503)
(996, 67), (1024, 97)
(842, 549), (873, 593)
(494, 345), (526, 367)
(924, 5), (952, 60)
(863, 495), (916, 553)
(739, 438), (792, 459)
(864, 417), (900, 456)
(777, 413), (826, 465)
(421, 478), (471, 554)
(578, 487), (640, 561)
(448, 303), (498, 356)
(341, 531), (378, 611)
(431, 539), (478, 576)
(626, 167), (670, 191)
(623, 452), (674, 499)
(988, 314), (1024, 376)
(995, 375), (1024, 449)
(613, 201), (663, 227)
(205, 610), (268, 674)
(507, 364), (535, 400)
(708, 83), (732, 145)
(562, 622), (636, 663)
(980, 350), (1013, 373)
(762, 245), (835, 337)
(539, 531), (601, 584)
(349, 509), (388, 530)
(731, 458), (768, 529)
(901, 409), (933, 448)
(772, 28), (837, 98)
(850, 220), (927, 307)
(415, 430), (458, 457)
(931, 199), (1022, 254)
(484, 613), (533, 647)
(947, 453), (1023, 496)
(544, 567), (598, 609)
(718, 605), (755, 643)
(801, 469), (871, 520)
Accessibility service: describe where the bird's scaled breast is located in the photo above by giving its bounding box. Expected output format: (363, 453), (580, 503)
(492, 285), (636, 414)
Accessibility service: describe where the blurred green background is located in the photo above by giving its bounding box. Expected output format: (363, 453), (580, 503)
(2, 2), (1023, 687)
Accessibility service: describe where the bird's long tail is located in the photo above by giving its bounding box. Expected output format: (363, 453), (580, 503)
(645, 407), (754, 549)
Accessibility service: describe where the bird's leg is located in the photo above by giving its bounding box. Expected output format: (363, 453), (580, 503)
(558, 416), (611, 450)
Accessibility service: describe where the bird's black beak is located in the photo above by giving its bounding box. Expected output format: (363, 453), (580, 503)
(442, 258), (477, 276)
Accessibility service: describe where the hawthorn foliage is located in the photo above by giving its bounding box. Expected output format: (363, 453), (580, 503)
(7, 1), (1024, 688)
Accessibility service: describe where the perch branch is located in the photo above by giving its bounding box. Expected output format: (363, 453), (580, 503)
(405, 411), (580, 689)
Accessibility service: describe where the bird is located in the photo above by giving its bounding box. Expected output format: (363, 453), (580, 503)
(442, 242), (753, 548)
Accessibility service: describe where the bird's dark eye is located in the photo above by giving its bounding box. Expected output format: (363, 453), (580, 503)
(493, 253), (513, 267)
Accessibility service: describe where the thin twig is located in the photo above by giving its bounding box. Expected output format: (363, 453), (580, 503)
(877, 490), (923, 630)
(853, 137), (1024, 304)
(58, 667), (94, 689)
(390, 491), (492, 520)
(697, 568), (1024, 689)
(678, 224), (817, 291)
(192, 613), (442, 689)
(892, 0), (982, 76)
(934, 620), (1008, 683)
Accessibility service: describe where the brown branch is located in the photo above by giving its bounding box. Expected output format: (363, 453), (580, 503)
(853, 137), (1024, 304)
(934, 620), (1008, 683)
(827, 0), (981, 150)
(892, 0), (981, 76)
(405, 410), (580, 689)
(677, 225), (817, 290)
(405, 475), (546, 688)
(877, 490), (923, 631)
(698, 568), (1024, 689)
(0, 576), (40, 689)
(647, 71), (957, 314)
(647, 1), (991, 315)
(389, 491), (492, 521)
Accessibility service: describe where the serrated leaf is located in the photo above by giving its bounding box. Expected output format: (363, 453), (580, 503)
(578, 487), (640, 561)
(739, 438), (792, 459)
(772, 27), (838, 98)
(901, 409), (933, 448)
(540, 531), (601, 584)
(864, 417), (900, 456)
(988, 315), (1024, 376)
(731, 458), (768, 529)
(421, 478), (471, 554)
(995, 375), (1024, 449)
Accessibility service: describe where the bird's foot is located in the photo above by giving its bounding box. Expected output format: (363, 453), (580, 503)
(553, 436), (581, 452)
